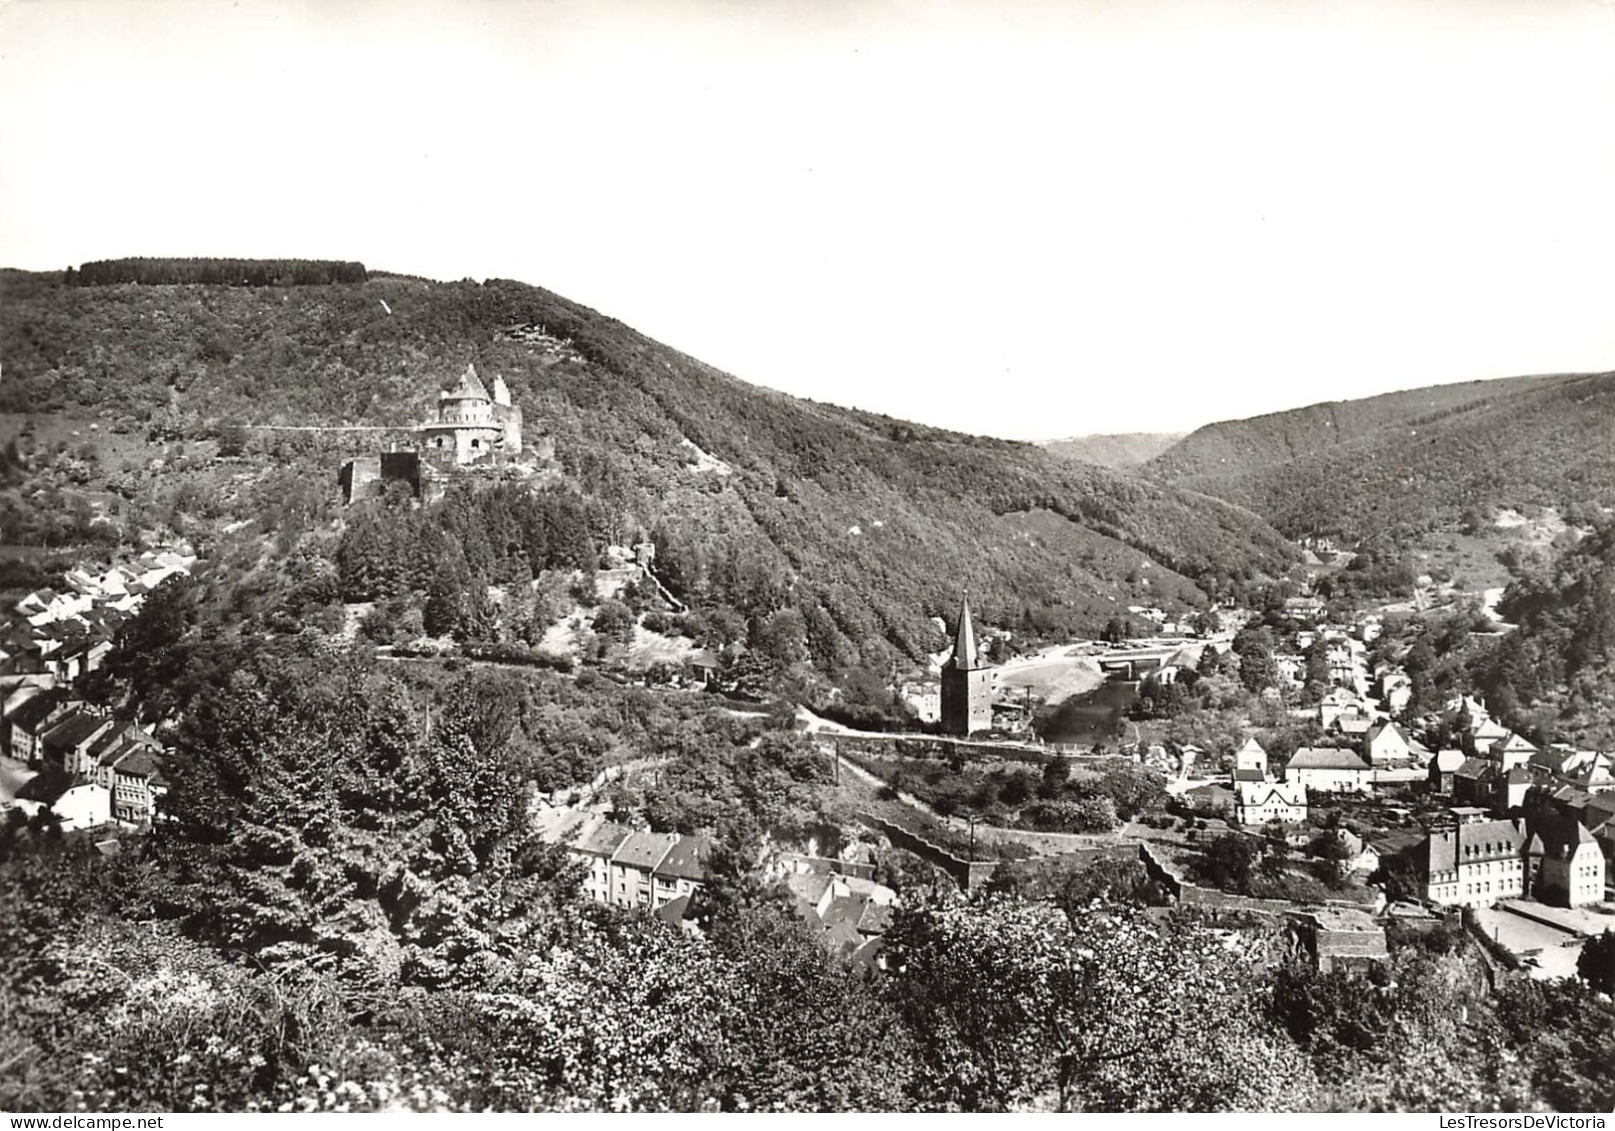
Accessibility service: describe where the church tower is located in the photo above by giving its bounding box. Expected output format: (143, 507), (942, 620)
(940, 592), (993, 736)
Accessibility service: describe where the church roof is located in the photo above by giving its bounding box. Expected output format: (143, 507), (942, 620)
(442, 362), (491, 402)
(947, 594), (982, 670)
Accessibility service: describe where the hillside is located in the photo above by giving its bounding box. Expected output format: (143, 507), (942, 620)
(1147, 372), (1615, 540)
(1473, 521), (1615, 749)
(0, 266), (1293, 672)
(1038, 432), (1183, 468)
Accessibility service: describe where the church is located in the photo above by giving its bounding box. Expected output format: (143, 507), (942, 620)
(940, 593), (994, 736)
(418, 362), (524, 465)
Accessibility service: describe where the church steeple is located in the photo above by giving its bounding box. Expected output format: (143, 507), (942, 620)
(948, 591), (981, 671)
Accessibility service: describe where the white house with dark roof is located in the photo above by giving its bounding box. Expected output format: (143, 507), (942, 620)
(1231, 736), (1269, 783)
(1285, 747), (1373, 793)
(1487, 732), (1539, 770)
(1235, 779), (1307, 826)
(1364, 721), (1424, 767)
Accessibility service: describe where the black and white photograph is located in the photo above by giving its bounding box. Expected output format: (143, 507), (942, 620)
(2, 0), (1614, 1117)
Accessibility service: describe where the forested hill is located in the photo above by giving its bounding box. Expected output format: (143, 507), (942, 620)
(1475, 521), (1615, 749)
(1038, 432), (1183, 468)
(1146, 372), (1615, 540)
(0, 266), (1292, 665)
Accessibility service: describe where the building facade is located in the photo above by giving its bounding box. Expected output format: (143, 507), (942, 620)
(1285, 747), (1373, 794)
(1421, 812), (1526, 909)
(1235, 780), (1308, 825)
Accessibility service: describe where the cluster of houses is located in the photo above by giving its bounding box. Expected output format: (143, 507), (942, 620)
(568, 817), (713, 926)
(1228, 718), (1433, 828)
(4, 688), (166, 830)
(562, 813), (898, 962)
(1219, 686), (1613, 913)
(0, 550), (190, 833)
(1, 550), (195, 680)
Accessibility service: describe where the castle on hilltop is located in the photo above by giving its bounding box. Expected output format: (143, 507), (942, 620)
(420, 362), (523, 465)
(340, 362), (549, 504)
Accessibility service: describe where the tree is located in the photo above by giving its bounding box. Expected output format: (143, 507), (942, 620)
(591, 599), (636, 644)
(1233, 627), (1279, 694)
(1040, 755), (1071, 798)
(1198, 832), (1260, 894)
(884, 900), (1316, 1111)
(423, 556), (467, 638)
(1579, 930), (1615, 995)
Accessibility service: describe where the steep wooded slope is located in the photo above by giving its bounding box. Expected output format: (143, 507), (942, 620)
(1147, 372), (1615, 539)
(0, 267), (1293, 664)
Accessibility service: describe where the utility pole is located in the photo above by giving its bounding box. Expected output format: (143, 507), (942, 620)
(969, 814), (977, 861)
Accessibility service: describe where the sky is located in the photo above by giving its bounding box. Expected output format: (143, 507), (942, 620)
(2, 0), (1613, 440)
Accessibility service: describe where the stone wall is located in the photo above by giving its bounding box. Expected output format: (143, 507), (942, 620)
(858, 812), (998, 890)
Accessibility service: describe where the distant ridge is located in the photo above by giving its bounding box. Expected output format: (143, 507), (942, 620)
(1147, 372), (1615, 539)
(1038, 432), (1184, 468)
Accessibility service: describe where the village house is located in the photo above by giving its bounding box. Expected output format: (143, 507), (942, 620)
(1427, 748), (1468, 794)
(7, 691), (70, 765)
(1461, 765), (1533, 814)
(1235, 779), (1307, 826)
(605, 830), (675, 909)
(38, 710), (115, 775)
(1285, 747), (1373, 794)
(1486, 731), (1539, 770)
(1334, 712), (1374, 742)
(1318, 687), (1374, 728)
(1231, 736), (1269, 783)
(1376, 669), (1413, 715)
(1329, 829), (1381, 874)
(1444, 694), (1493, 733)
(1525, 813), (1607, 908)
(1363, 720), (1424, 767)
(1532, 749), (1615, 795)
(785, 868), (897, 967)
(12, 770), (112, 832)
(571, 819), (631, 905)
(105, 746), (166, 825)
(651, 834), (713, 910)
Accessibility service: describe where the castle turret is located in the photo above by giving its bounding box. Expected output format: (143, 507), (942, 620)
(940, 592), (993, 736)
(419, 362), (516, 464)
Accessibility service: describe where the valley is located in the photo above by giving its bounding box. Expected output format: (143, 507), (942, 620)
(3, 260), (1614, 1116)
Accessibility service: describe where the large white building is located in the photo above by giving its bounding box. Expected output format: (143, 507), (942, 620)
(1286, 747), (1373, 794)
(1420, 810), (1525, 909)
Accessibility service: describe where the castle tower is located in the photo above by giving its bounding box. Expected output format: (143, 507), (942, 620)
(940, 592), (993, 736)
(419, 363), (508, 464)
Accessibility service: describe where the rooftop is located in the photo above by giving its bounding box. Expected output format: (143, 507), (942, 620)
(1288, 747), (1370, 771)
(611, 830), (678, 872)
